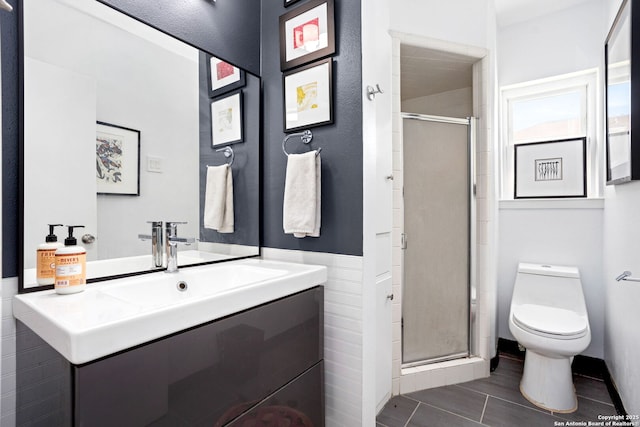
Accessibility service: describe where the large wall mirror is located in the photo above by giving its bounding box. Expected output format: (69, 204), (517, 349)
(19, 0), (260, 291)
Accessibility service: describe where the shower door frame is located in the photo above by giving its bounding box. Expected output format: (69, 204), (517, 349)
(400, 112), (478, 368)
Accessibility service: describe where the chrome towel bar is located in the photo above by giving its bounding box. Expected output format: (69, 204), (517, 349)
(282, 130), (321, 157)
(207, 146), (234, 167)
(615, 271), (640, 282)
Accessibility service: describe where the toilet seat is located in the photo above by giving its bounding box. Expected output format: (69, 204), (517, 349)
(512, 304), (588, 339)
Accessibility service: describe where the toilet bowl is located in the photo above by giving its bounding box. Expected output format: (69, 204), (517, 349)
(509, 263), (591, 413)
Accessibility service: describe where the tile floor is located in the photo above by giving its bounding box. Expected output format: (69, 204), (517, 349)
(377, 355), (619, 427)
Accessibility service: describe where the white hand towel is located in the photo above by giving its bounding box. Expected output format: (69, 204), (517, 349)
(204, 164), (234, 233)
(283, 151), (321, 238)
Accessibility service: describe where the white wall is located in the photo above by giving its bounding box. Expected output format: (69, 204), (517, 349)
(25, 0), (199, 261)
(389, 0), (492, 50)
(496, 0), (608, 359)
(603, 0), (640, 415)
(362, 0), (394, 421)
(497, 202), (604, 357)
(498, 0), (606, 86)
(401, 87), (472, 118)
(603, 183), (640, 414)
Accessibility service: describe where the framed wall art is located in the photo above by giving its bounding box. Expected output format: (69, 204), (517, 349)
(211, 90), (244, 146)
(284, 0), (303, 7)
(207, 55), (245, 98)
(605, 0), (640, 184)
(283, 58), (333, 132)
(96, 122), (140, 196)
(514, 137), (587, 199)
(279, 0), (335, 70)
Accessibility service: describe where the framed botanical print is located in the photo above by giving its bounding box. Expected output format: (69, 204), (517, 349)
(96, 122), (140, 196)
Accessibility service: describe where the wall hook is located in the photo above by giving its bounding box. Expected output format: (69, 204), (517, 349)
(366, 84), (384, 100)
(0, 0), (13, 12)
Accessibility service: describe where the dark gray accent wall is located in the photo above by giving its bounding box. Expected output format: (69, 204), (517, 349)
(97, 0), (261, 76)
(199, 52), (260, 247)
(2, 0), (19, 278)
(261, 0), (364, 256)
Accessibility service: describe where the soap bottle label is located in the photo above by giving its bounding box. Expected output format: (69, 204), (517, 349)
(55, 253), (86, 287)
(37, 248), (57, 279)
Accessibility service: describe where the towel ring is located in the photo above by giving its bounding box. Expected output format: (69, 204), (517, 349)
(208, 146), (234, 167)
(282, 130), (321, 157)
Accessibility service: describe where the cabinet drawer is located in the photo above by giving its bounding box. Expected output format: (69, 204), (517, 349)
(226, 361), (324, 427)
(73, 287), (323, 426)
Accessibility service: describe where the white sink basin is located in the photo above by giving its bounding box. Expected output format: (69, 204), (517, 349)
(100, 264), (288, 308)
(13, 259), (326, 364)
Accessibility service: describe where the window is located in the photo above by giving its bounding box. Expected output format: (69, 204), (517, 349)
(500, 70), (600, 199)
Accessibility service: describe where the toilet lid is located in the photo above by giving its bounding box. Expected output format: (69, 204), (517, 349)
(513, 304), (588, 337)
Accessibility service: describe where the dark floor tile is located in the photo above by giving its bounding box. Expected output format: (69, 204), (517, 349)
(491, 356), (525, 377)
(377, 395), (419, 427)
(574, 375), (614, 405)
(408, 403), (484, 427)
(457, 364), (541, 412)
(406, 385), (487, 422)
(554, 396), (617, 423)
(482, 397), (563, 427)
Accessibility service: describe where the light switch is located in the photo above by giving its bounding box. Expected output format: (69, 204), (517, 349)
(147, 156), (163, 173)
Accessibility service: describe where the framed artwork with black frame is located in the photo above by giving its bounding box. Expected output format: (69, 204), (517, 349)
(283, 58), (333, 132)
(279, 0), (335, 71)
(96, 121), (140, 196)
(605, 0), (640, 184)
(284, 0), (303, 7)
(211, 90), (244, 146)
(514, 137), (587, 199)
(207, 55), (245, 98)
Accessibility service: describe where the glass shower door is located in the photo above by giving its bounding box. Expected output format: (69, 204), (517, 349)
(402, 115), (470, 365)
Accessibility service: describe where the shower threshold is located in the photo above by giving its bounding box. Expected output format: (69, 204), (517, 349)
(401, 351), (470, 369)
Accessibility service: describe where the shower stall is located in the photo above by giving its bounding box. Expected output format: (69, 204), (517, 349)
(401, 113), (477, 367)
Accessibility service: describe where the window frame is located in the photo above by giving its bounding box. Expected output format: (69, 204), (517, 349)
(499, 69), (601, 200)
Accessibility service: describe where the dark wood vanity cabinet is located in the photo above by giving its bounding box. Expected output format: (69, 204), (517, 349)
(16, 287), (324, 427)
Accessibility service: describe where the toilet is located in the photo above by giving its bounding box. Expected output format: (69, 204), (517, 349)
(509, 263), (591, 413)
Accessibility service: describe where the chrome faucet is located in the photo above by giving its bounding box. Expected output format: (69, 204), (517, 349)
(138, 221), (164, 268)
(165, 222), (195, 273)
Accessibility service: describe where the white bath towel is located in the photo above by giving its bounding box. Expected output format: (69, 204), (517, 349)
(283, 151), (321, 238)
(204, 164), (234, 233)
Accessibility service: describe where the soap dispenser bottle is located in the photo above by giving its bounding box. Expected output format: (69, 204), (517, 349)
(36, 224), (63, 285)
(54, 225), (86, 294)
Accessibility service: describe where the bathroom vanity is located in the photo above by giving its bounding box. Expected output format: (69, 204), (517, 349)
(13, 259), (326, 426)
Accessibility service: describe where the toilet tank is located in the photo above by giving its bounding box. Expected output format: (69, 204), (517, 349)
(512, 263), (587, 313)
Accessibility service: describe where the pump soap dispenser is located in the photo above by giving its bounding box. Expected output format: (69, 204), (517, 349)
(54, 225), (86, 294)
(36, 224), (63, 285)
